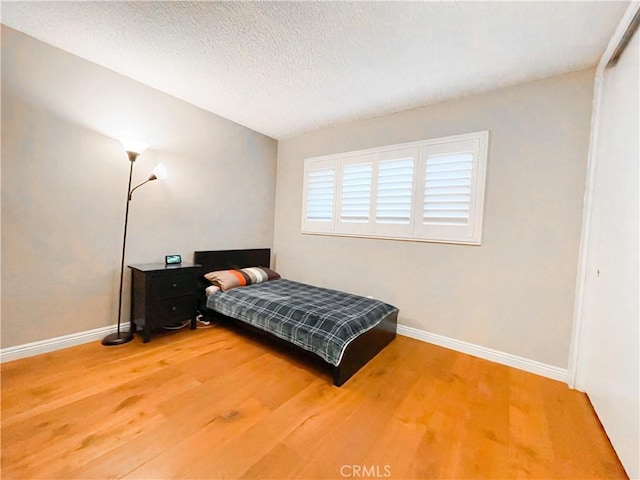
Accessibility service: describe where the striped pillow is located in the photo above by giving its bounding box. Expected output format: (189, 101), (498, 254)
(204, 267), (280, 292)
(240, 267), (280, 284)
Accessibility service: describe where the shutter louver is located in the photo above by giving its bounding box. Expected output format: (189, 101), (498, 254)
(341, 163), (372, 223)
(306, 168), (335, 222)
(376, 158), (414, 224)
(423, 153), (473, 225)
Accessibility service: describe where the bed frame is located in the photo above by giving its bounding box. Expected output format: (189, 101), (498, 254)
(193, 248), (397, 386)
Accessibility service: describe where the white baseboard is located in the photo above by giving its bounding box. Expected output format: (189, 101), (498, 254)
(397, 324), (569, 383)
(1, 322), (568, 384)
(0, 323), (132, 364)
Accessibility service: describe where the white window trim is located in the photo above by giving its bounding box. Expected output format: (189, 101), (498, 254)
(301, 131), (489, 245)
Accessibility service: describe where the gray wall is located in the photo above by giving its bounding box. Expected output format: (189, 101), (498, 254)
(1, 26), (277, 348)
(1, 23), (597, 373)
(274, 69), (594, 369)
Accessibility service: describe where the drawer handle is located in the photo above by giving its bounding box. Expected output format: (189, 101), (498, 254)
(171, 306), (177, 311)
(172, 283), (178, 288)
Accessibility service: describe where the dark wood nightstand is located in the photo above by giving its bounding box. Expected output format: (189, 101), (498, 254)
(129, 262), (202, 343)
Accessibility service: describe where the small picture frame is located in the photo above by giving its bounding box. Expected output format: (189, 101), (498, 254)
(165, 254), (182, 265)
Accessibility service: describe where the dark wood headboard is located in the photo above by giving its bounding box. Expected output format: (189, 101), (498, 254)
(193, 248), (271, 278)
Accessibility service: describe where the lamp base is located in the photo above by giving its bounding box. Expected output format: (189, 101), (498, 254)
(102, 329), (134, 346)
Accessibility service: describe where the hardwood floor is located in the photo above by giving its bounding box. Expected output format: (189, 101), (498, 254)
(1, 324), (627, 479)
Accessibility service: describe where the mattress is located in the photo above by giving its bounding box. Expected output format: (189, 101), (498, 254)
(205, 278), (398, 366)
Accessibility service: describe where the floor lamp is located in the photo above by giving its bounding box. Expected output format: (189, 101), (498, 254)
(102, 137), (167, 346)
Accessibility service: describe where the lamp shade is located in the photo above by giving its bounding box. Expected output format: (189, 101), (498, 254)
(151, 163), (168, 180)
(117, 136), (149, 155)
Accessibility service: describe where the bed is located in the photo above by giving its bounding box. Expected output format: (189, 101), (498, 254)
(193, 249), (398, 386)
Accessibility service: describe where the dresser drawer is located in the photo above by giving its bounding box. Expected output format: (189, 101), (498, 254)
(149, 295), (197, 324)
(150, 272), (194, 298)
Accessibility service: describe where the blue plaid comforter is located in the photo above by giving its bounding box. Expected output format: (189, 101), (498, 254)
(206, 279), (398, 366)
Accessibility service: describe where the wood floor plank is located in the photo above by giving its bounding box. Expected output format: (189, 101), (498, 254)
(279, 338), (416, 461)
(124, 397), (272, 480)
(293, 352), (422, 478)
(240, 442), (306, 480)
(74, 350), (322, 480)
(508, 368), (557, 478)
(1, 329), (220, 427)
(358, 350), (462, 478)
(541, 374), (629, 478)
(404, 354), (477, 479)
(2, 364), (200, 478)
(1, 327), (628, 480)
(456, 359), (511, 479)
(173, 380), (333, 479)
(67, 363), (281, 480)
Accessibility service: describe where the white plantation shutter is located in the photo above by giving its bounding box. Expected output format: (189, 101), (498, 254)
(423, 152), (473, 225)
(375, 158), (414, 224)
(302, 131), (488, 244)
(340, 162), (372, 223)
(302, 159), (337, 232)
(418, 134), (487, 243)
(307, 169), (335, 221)
(373, 147), (419, 236)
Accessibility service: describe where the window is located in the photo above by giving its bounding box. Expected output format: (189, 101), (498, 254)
(302, 131), (489, 245)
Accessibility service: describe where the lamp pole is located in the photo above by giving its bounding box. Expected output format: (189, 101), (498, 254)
(102, 151), (138, 346)
(102, 138), (165, 346)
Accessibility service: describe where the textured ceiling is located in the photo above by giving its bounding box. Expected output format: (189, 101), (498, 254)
(0, 1), (629, 139)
